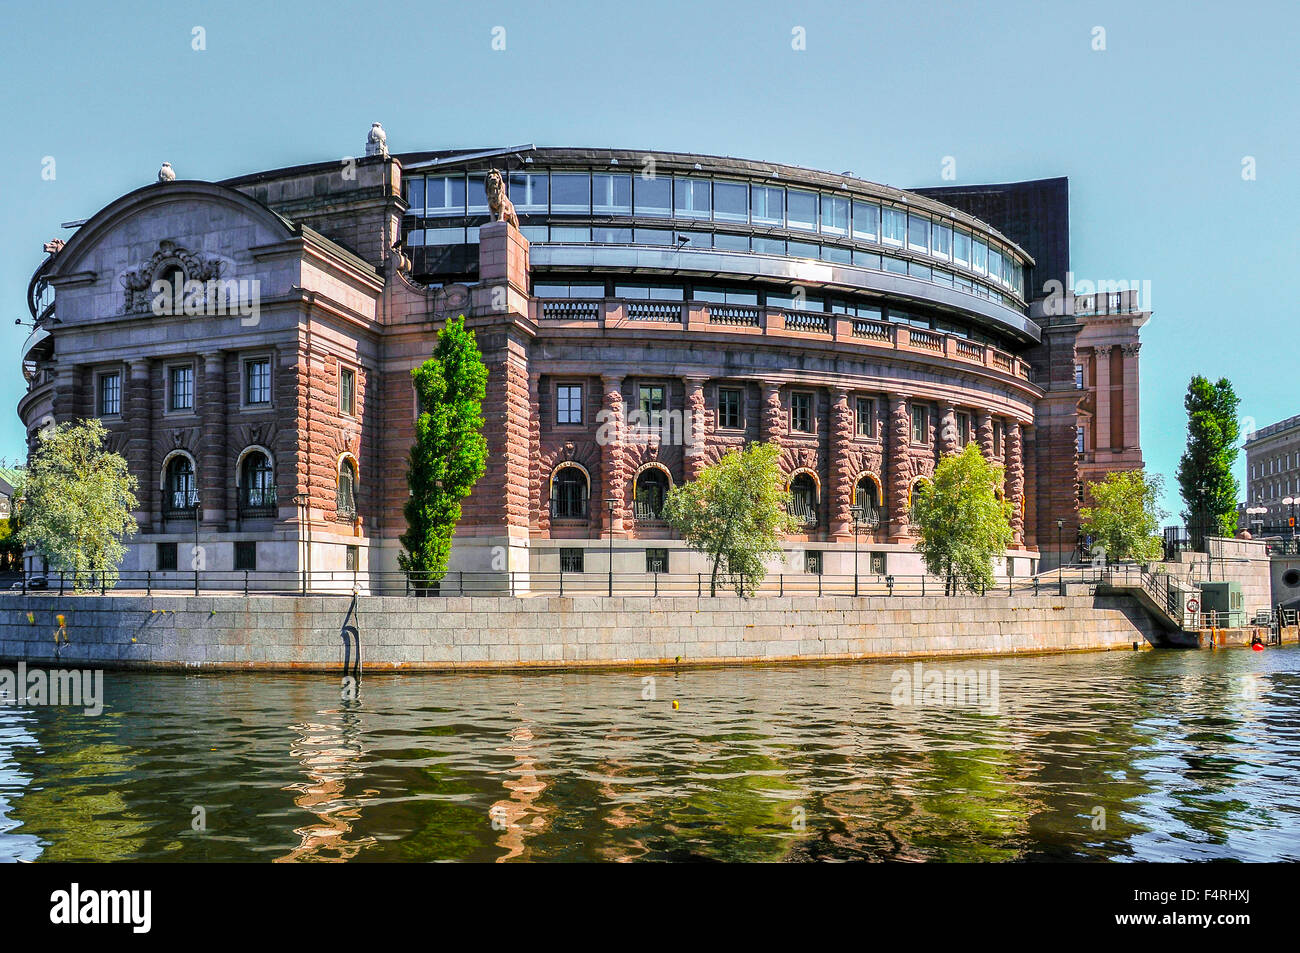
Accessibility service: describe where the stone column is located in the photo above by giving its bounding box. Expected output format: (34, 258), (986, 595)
(939, 402), (958, 457)
(528, 372), (542, 528)
(829, 387), (854, 539)
(127, 359), (153, 531)
(600, 374), (626, 535)
(1007, 421), (1025, 547)
(1094, 345), (1112, 452)
(52, 363), (79, 424)
(760, 383), (783, 444)
(1122, 343), (1141, 452)
(977, 411), (995, 461)
(683, 376), (708, 483)
(199, 350), (227, 527)
(887, 394), (912, 542)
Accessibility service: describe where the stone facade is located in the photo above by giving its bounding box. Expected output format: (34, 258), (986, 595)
(16, 145), (1151, 587)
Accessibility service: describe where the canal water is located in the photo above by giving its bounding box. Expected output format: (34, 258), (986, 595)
(2, 646), (1298, 862)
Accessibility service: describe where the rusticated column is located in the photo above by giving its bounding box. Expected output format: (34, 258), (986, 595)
(199, 350), (226, 527)
(1007, 421), (1025, 547)
(887, 394), (912, 541)
(528, 372), (542, 528)
(683, 376), (708, 482)
(600, 374), (625, 535)
(760, 383), (783, 444)
(829, 387), (854, 539)
(977, 411), (995, 461)
(938, 402), (958, 457)
(126, 359), (153, 531)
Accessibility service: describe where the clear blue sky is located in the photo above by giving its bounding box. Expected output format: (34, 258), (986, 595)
(2, 0), (1296, 520)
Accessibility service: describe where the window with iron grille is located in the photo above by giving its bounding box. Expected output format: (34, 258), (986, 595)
(98, 371), (121, 416)
(719, 388), (743, 430)
(346, 545), (359, 572)
(551, 466), (589, 519)
(338, 459), (358, 520)
(869, 552), (886, 575)
(646, 549), (669, 573)
(234, 541), (257, 571)
(791, 392), (813, 433)
(805, 551), (823, 575)
(157, 542), (178, 571)
(560, 548), (584, 573)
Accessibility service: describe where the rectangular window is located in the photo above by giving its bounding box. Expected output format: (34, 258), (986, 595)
(869, 552), (886, 575)
(168, 364), (194, 412)
(592, 226), (632, 243)
(674, 177), (711, 218)
(957, 414), (971, 446)
(1076, 426), (1086, 454)
(752, 236), (785, 255)
(852, 200), (879, 241)
(791, 392), (813, 433)
(425, 175), (467, 215)
(856, 397), (875, 437)
(907, 213), (930, 253)
(805, 551), (823, 575)
(156, 542), (178, 571)
(953, 229), (972, 266)
(712, 232), (749, 251)
(346, 545), (358, 572)
(646, 548), (669, 574)
(592, 173), (632, 214)
(988, 246), (1004, 286)
(882, 207), (907, 246)
(633, 175), (672, 217)
(339, 367), (356, 415)
(234, 541), (257, 571)
(932, 222), (952, 259)
(560, 548), (584, 573)
(633, 228), (673, 245)
(787, 189), (818, 231)
(98, 371), (121, 416)
(993, 422), (1002, 456)
(972, 238), (988, 275)
(911, 404), (929, 443)
(245, 358), (272, 405)
(638, 383), (665, 418)
(1074, 364), (1084, 389)
(556, 383), (583, 425)
(719, 388), (743, 429)
(508, 172), (548, 212)
(821, 195), (849, 236)
(550, 173), (590, 213)
(713, 180), (749, 222)
(751, 184), (784, 225)
(406, 176), (426, 216)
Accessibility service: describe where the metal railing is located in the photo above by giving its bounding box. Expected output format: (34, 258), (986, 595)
(238, 487), (278, 519)
(11, 568), (1099, 599)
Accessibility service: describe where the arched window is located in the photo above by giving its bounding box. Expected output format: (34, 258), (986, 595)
(240, 451), (276, 516)
(164, 455), (196, 517)
(634, 468), (669, 521)
(909, 479), (931, 522)
(789, 473), (818, 526)
(854, 477), (881, 526)
(337, 458), (358, 520)
(550, 465), (589, 519)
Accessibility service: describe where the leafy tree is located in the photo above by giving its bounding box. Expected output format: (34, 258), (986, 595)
(1175, 376), (1240, 547)
(399, 314), (488, 587)
(16, 418), (137, 589)
(1079, 469), (1167, 564)
(663, 442), (799, 597)
(911, 442), (1013, 594)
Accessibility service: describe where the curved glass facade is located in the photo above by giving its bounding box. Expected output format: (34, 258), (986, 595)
(402, 166), (1029, 311)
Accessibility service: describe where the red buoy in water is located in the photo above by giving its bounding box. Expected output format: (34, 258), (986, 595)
(1252, 643), (1265, 651)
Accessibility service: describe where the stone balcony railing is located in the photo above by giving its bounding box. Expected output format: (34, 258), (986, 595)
(532, 298), (1035, 383)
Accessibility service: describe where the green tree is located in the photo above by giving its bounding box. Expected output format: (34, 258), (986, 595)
(399, 314), (488, 587)
(1175, 376), (1240, 547)
(911, 442), (1013, 594)
(663, 442), (799, 597)
(1079, 469), (1167, 564)
(17, 418), (137, 589)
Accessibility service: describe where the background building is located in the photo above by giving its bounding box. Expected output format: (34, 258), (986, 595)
(16, 134), (1149, 587)
(1242, 415), (1300, 537)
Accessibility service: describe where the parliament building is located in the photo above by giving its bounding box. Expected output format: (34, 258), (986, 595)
(17, 129), (1148, 588)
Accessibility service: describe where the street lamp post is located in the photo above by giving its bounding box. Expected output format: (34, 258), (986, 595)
(605, 497), (617, 598)
(192, 492), (202, 597)
(292, 493), (309, 595)
(1056, 518), (1065, 596)
(850, 504), (864, 597)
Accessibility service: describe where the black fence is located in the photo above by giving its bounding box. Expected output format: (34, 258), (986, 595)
(12, 567), (1102, 599)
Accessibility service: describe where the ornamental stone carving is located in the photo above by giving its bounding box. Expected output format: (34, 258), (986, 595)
(830, 389), (855, 536)
(120, 240), (224, 313)
(1007, 422), (1025, 545)
(887, 395), (912, 536)
(485, 169), (520, 228)
(600, 375), (626, 531)
(365, 123), (388, 158)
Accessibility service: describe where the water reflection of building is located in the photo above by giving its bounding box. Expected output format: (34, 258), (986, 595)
(277, 708), (376, 863)
(489, 706), (552, 862)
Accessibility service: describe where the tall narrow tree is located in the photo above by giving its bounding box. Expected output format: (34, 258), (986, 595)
(1175, 376), (1240, 547)
(399, 315), (488, 587)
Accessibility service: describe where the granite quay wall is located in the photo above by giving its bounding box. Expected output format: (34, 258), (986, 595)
(0, 591), (1162, 672)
